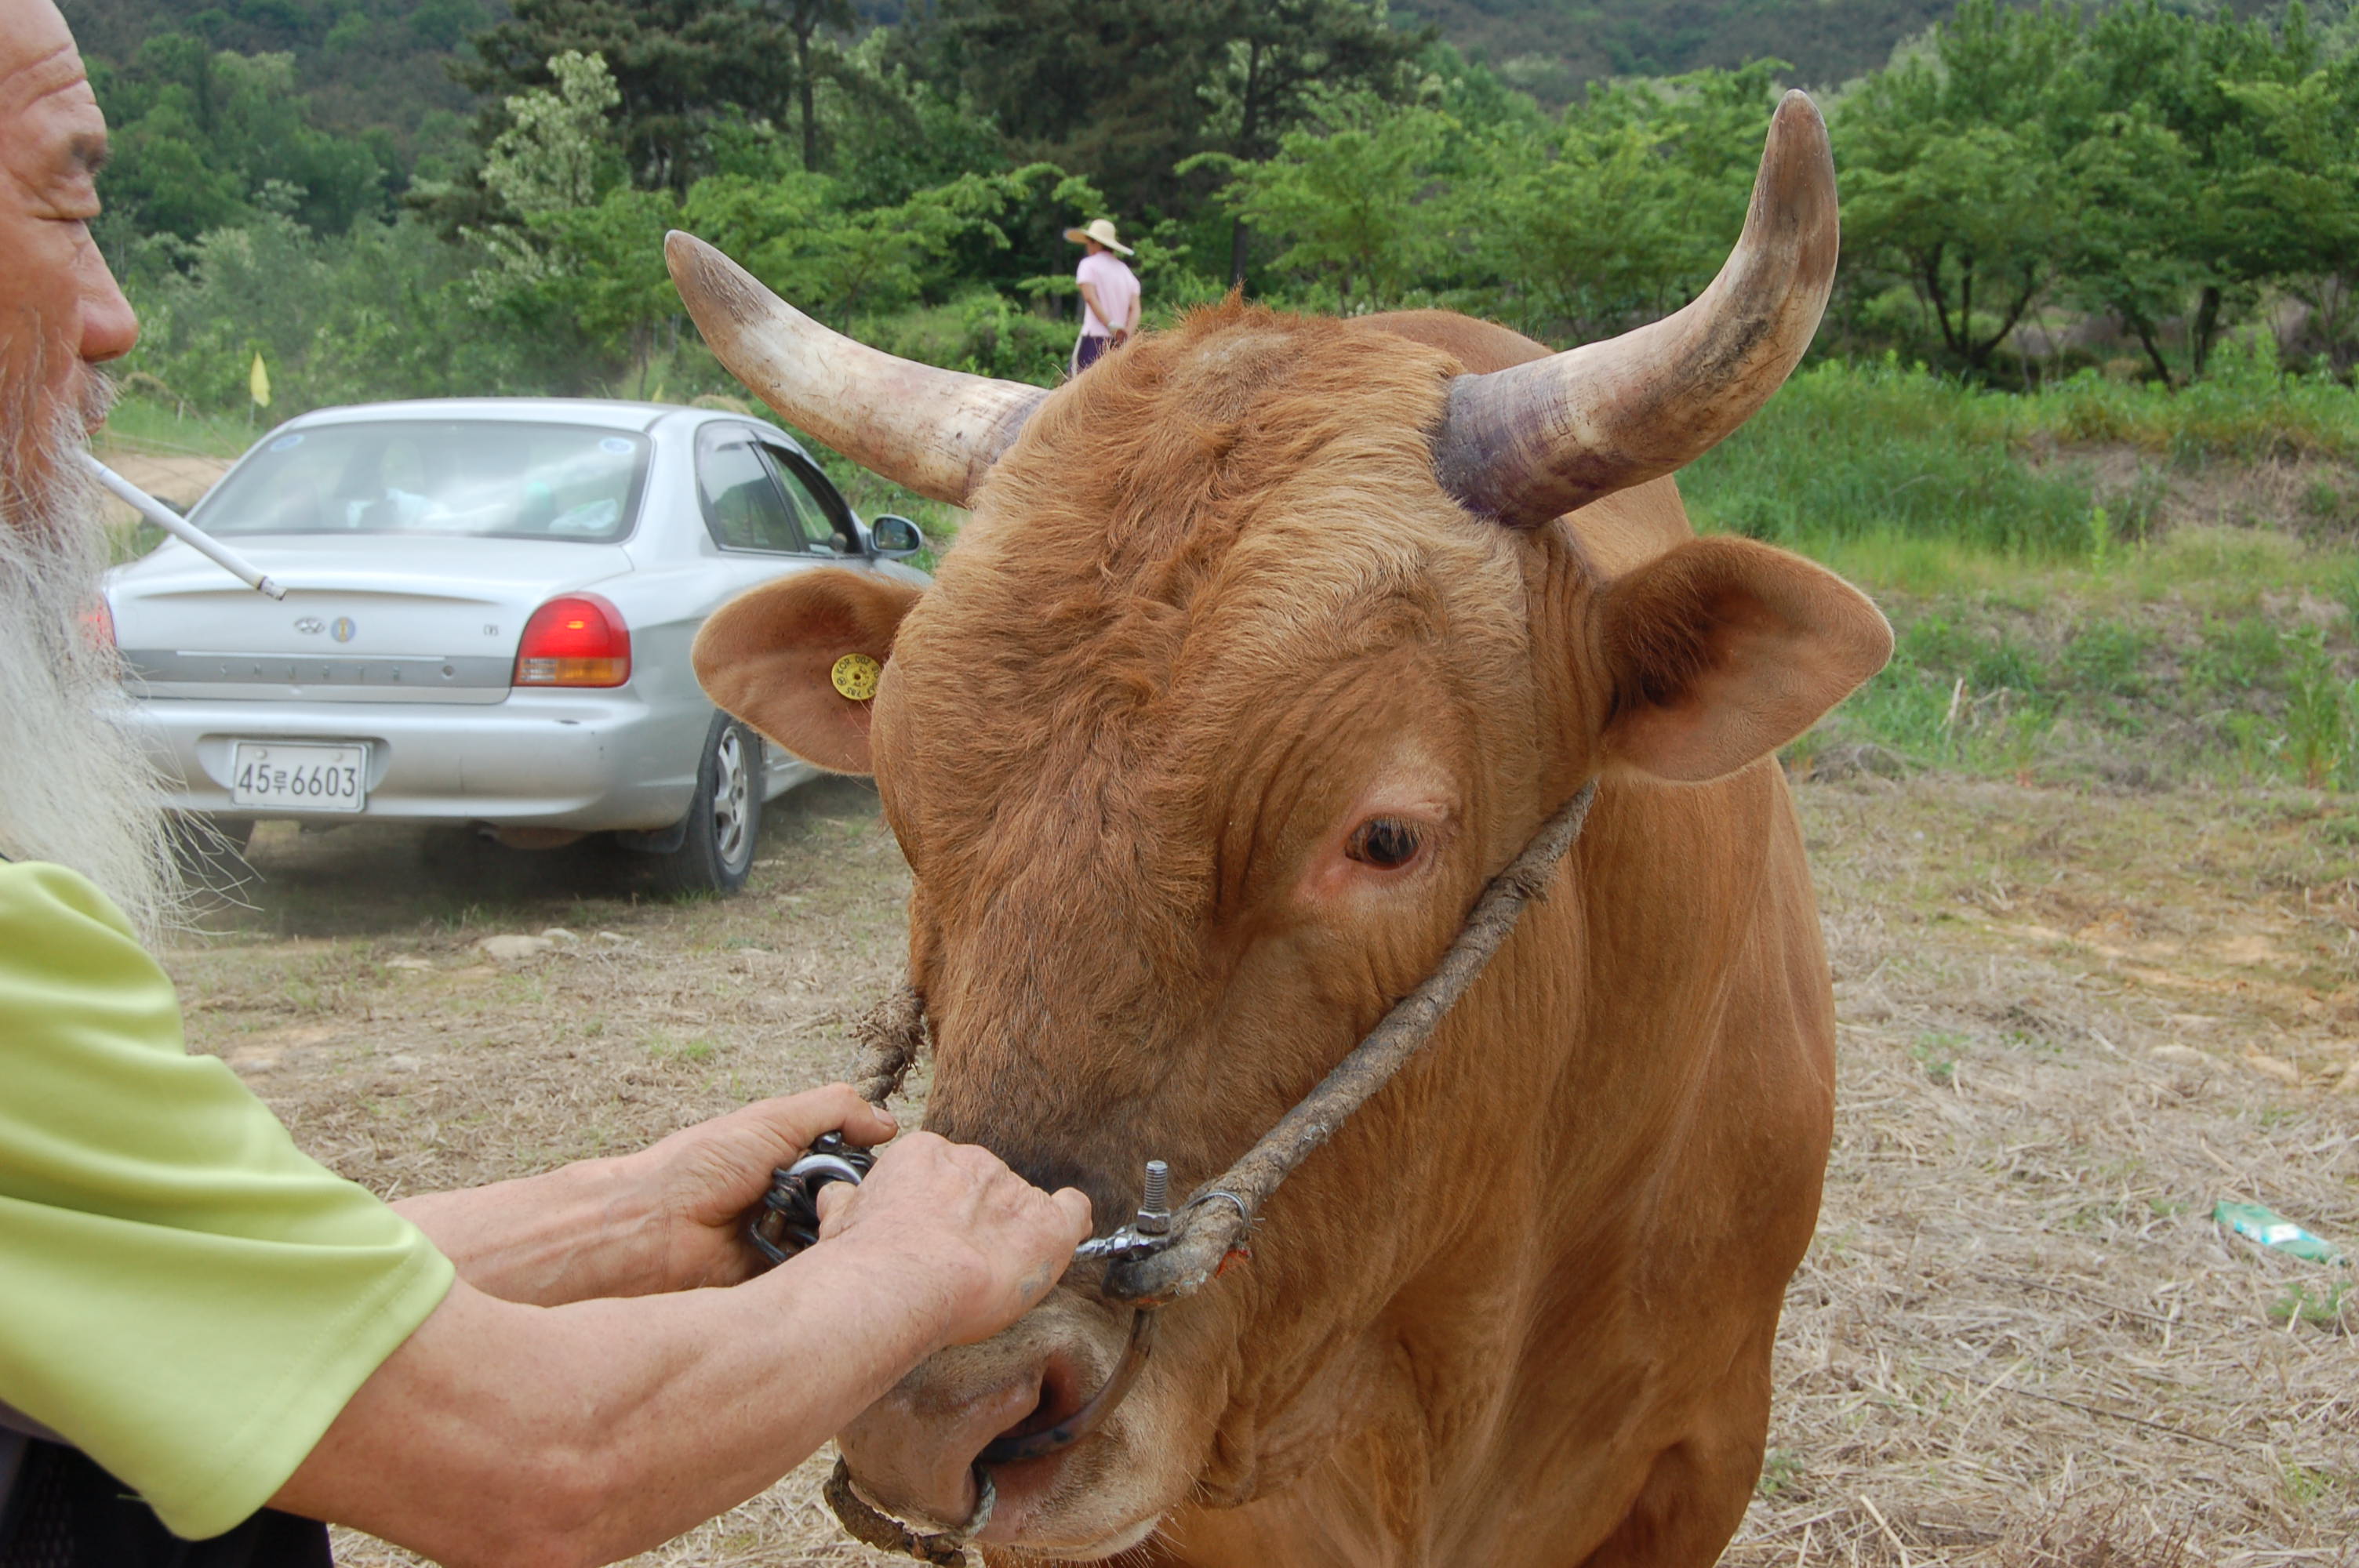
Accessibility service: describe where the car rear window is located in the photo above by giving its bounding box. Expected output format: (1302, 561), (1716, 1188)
(194, 421), (652, 543)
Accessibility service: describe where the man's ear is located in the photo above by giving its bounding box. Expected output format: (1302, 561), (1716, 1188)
(1594, 535), (1892, 783)
(692, 569), (923, 775)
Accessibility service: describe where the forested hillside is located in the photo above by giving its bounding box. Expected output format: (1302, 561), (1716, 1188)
(59, 0), (2359, 800)
(60, 0), (486, 152)
(64, 0), (2011, 135)
(1395, 0), (1959, 99)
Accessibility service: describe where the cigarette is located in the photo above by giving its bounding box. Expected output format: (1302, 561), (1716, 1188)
(81, 452), (286, 601)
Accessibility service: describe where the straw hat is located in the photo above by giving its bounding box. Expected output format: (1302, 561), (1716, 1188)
(1062, 218), (1134, 256)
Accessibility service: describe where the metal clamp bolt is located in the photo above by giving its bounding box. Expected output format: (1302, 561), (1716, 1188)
(1136, 1159), (1171, 1236)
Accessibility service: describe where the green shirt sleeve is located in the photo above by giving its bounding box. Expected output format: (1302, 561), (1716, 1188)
(0, 862), (454, 1540)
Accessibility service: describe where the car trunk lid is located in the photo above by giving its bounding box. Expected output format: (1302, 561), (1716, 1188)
(107, 535), (634, 705)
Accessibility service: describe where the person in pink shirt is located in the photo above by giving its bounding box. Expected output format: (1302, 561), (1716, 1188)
(1063, 218), (1140, 376)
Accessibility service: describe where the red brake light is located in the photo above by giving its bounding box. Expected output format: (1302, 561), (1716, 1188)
(82, 597), (116, 650)
(515, 593), (630, 688)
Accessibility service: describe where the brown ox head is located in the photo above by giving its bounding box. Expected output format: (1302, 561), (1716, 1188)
(680, 93), (1888, 1561)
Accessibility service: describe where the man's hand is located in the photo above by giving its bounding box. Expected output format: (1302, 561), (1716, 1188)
(815, 1133), (1092, 1348)
(397, 1083), (900, 1304)
(623, 1083), (901, 1291)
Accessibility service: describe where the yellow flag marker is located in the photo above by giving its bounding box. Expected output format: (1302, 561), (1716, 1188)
(831, 653), (881, 702)
(249, 352), (272, 409)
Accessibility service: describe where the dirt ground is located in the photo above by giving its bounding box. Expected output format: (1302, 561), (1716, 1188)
(161, 775), (2358, 1567)
(96, 447), (231, 522)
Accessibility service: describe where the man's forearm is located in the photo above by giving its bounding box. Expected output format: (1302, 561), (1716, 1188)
(394, 1159), (664, 1307)
(558, 1236), (965, 1560)
(279, 1232), (965, 1568)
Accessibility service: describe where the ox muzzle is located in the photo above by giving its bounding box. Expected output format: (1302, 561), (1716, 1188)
(744, 782), (1598, 1560)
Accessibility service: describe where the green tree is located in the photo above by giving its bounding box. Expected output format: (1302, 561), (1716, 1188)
(1839, 0), (2088, 374)
(685, 165), (1056, 325)
(116, 213), (561, 412)
(92, 38), (391, 242)
(814, 31), (1009, 209)
(461, 0), (798, 191)
(2057, 109), (2196, 385)
(2215, 69), (2359, 372)
(921, 0), (1425, 221)
(2070, 0), (2352, 374)
(1194, 0), (1428, 281)
(1203, 97), (1456, 310)
(760, 0), (859, 172)
(480, 49), (627, 217)
(1519, 65), (1777, 338)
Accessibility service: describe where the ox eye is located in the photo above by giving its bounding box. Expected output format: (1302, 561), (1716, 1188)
(1346, 817), (1423, 869)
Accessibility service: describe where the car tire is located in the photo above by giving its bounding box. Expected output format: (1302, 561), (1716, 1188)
(651, 714), (764, 896)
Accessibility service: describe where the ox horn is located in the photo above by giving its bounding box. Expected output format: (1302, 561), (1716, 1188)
(664, 231), (1048, 507)
(1434, 90), (1839, 528)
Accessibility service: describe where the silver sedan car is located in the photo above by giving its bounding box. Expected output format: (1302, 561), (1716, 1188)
(104, 398), (926, 895)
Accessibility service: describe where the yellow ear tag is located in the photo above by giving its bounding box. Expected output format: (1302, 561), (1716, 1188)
(830, 652), (882, 702)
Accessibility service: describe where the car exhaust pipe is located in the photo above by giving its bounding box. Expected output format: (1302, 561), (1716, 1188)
(80, 451), (287, 600)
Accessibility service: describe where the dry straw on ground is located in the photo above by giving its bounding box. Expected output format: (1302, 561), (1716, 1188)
(170, 776), (2355, 1566)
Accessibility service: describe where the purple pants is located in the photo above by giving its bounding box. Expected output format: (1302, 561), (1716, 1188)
(1072, 332), (1118, 376)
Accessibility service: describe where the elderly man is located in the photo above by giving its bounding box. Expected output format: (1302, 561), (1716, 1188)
(0, 5), (1090, 1566)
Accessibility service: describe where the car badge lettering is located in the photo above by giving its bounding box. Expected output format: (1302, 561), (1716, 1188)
(831, 653), (881, 702)
(294, 616), (325, 635)
(331, 617), (357, 643)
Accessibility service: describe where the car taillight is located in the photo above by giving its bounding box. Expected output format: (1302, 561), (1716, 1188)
(82, 597), (114, 649)
(514, 593), (630, 688)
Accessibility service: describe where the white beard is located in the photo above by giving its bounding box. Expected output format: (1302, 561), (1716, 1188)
(0, 369), (180, 938)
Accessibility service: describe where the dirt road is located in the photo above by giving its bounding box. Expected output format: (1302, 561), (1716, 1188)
(163, 776), (2358, 1566)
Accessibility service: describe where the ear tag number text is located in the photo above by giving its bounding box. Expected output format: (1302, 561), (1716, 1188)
(831, 653), (882, 702)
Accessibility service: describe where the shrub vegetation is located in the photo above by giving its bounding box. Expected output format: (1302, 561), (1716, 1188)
(76, 0), (2359, 793)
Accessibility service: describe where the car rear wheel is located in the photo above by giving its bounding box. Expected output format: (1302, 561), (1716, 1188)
(650, 714), (763, 895)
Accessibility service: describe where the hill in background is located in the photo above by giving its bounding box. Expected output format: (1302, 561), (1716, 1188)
(1393, 0), (2291, 101)
(60, 0), (491, 157)
(62, 0), (1984, 144)
(1395, 0), (1956, 99)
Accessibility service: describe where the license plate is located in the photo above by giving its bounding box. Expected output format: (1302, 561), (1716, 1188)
(230, 742), (367, 813)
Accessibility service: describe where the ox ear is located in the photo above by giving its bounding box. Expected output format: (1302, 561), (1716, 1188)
(1594, 536), (1892, 783)
(692, 568), (923, 775)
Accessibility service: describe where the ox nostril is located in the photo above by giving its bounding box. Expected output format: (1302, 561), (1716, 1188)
(988, 1354), (1089, 1452)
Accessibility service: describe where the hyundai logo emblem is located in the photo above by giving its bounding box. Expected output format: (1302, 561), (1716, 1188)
(294, 616), (325, 635)
(331, 617), (357, 643)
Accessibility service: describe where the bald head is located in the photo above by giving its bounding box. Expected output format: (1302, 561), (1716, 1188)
(2, 0), (135, 502)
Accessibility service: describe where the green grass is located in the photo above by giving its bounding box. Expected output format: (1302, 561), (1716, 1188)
(1684, 355), (2122, 558)
(2019, 334), (2359, 463)
(1664, 353), (2359, 789)
(98, 388), (264, 460)
(101, 343), (2359, 793)
(1802, 580), (2359, 790)
(1685, 343), (2359, 570)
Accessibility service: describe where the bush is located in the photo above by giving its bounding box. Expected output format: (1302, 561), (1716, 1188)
(118, 214), (577, 412)
(1682, 357), (2102, 557)
(2026, 336), (2359, 462)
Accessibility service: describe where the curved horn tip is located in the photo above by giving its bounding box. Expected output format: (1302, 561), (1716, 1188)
(664, 230), (737, 293)
(1753, 91), (1837, 244)
(1772, 89), (1825, 132)
(1764, 91), (1832, 176)
(663, 228), (703, 273)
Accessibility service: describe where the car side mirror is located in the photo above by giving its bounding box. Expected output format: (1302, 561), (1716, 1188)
(869, 514), (925, 559)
